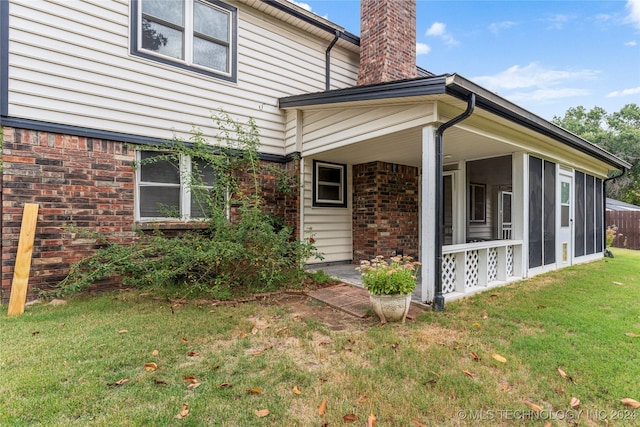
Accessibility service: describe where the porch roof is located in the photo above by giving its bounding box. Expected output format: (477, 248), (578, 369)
(278, 73), (631, 171)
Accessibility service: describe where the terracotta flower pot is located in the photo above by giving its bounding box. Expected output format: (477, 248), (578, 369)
(368, 293), (412, 323)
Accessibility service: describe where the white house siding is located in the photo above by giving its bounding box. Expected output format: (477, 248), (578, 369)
(7, 0), (357, 155)
(302, 158), (353, 263)
(300, 103), (436, 155)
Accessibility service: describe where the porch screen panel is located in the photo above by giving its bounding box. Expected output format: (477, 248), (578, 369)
(528, 156), (543, 269)
(595, 178), (603, 252)
(543, 161), (556, 265)
(586, 174), (595, 255)
(574, 171), (585, 257)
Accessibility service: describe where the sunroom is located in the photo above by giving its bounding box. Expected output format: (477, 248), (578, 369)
(279, 74), (630, 306)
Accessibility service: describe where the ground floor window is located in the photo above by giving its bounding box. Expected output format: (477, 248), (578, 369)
(136, 150), (216, 220)
(313, 160), (347, 208)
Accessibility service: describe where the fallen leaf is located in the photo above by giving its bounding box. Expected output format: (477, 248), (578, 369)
(255, 409), (270, 417)
(318, 398), (327, 415)
(367, 413), (376, 427)
(557, 368), (574, 383)
(625, 333), (640, 338)
(180, 337), (188, 343)
(144, 362), (157, 371)
(491, 353), (507, 363)
(554, 387), (565, 394)
(251, 327), (258, 335)
(107, 378), (129, 387)
(151, 349), (159, 356)
(612, 281), (624, 285)
(217, 382), (232, 388)
(412, 420), (426, 427)
(238, 332), (248, 338)
(472, 322), (481, 327)
(463, 369), (474, 379)
(523, 400), (543, 412)
(621, 398), (640, 409)
(501, 384), (511, 392)
(187, 351), (200, 357)
(470, 351), (481, 361)
(175, 403), (189, 419)
(292, 385), (302, 395)
(60, 323), (65, 327)
(187, 382), (201, 390)
(343, 413), (358, 422)
(154, 380), (168, 385)
(481, 311), (489, 319)
(569, 397), (580, 408)
(356, 394), (367, 404)
(117, 329), (128, 334)
(31, 331), (40, 336)
(247, 387), (262, 395)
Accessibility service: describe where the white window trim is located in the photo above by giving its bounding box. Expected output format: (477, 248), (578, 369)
(136, 150), (219, 221)
(313, 160), (347, 208)
(131, 0), (237, 82)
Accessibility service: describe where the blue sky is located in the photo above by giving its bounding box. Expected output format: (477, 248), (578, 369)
(291, 0), (640, 120)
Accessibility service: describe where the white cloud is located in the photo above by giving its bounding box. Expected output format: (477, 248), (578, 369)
(425, 22), (458, 46)
(488, 21), (517, 34)
(625, 40), (638, 46)
(607, 86), (640, 97)
(545, 14), (570, 30)
(416, 42), (431, 55)
(287, 0), (312, 12)
(472, 62), (599, 102)
(626, 0), (640, 28)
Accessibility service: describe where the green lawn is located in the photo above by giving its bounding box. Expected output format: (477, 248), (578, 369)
(1, 249), (639, 426)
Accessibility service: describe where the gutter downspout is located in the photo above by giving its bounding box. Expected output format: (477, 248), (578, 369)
(603, 167), (627, 253)
(325, 31), (340, 91)
(433, 93), (476, 311)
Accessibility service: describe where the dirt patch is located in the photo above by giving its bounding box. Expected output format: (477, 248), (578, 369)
(262, 293), (376, 331)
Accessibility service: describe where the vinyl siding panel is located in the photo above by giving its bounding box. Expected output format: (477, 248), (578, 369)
(7, 0), (358, 154)
(301, 104), (435, 154)
(303, 158), (353, 263)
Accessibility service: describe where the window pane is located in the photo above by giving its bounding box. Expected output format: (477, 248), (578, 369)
(502, 193), (512, 223)
(192, 158), (216, 186)
(140, 186), (180, 218)
(190, 188), (212, 218)
(318, 166), (342, 183)
(193, 37), (228, 71)
(142, 19), (184, 59)
(140, 152), (180, 184)
(194, 1), (229, 41)
(142, 0), (183, 26)
(561, 182), (570, 204)
(318, 184), (341, 201)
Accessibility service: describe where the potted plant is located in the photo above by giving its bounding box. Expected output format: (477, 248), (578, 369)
(358, 255), (421, 323)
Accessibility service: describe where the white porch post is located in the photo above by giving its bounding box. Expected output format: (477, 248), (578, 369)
(420, 126), (437, 302)
(512, 151), (527, 277)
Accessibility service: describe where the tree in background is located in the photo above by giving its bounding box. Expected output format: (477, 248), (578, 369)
(553, 104), (640, 205)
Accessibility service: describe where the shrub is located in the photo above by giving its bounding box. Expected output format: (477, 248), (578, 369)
(55, 111), (320, 299)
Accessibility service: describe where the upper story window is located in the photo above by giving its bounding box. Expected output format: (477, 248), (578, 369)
(137, 151), (218, 221)
(131, 0), (237, 82)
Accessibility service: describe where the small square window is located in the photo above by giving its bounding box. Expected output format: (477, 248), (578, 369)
(313, 160), (347, 208)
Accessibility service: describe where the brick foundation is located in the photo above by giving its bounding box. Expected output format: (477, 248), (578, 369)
(352, 161), (419, 262)
(1, 127), (300, 303)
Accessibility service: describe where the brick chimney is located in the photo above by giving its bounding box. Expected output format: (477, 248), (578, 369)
(357, 0), (418, 86)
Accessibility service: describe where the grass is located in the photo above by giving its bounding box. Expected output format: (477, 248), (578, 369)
(1, 249), (639, 426)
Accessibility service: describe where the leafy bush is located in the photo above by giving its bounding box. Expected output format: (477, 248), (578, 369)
(55, 111), (320, 299)
(357, 255), (421, 295)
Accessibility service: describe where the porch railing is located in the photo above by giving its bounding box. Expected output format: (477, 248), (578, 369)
(441, 240), (523, 296)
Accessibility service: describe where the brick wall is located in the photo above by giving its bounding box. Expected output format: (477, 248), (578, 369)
(1, 127), (136, 302)
(1, 127), (300, 303)
(352, 161), (419, 262)
(358, 0), (417, 85)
